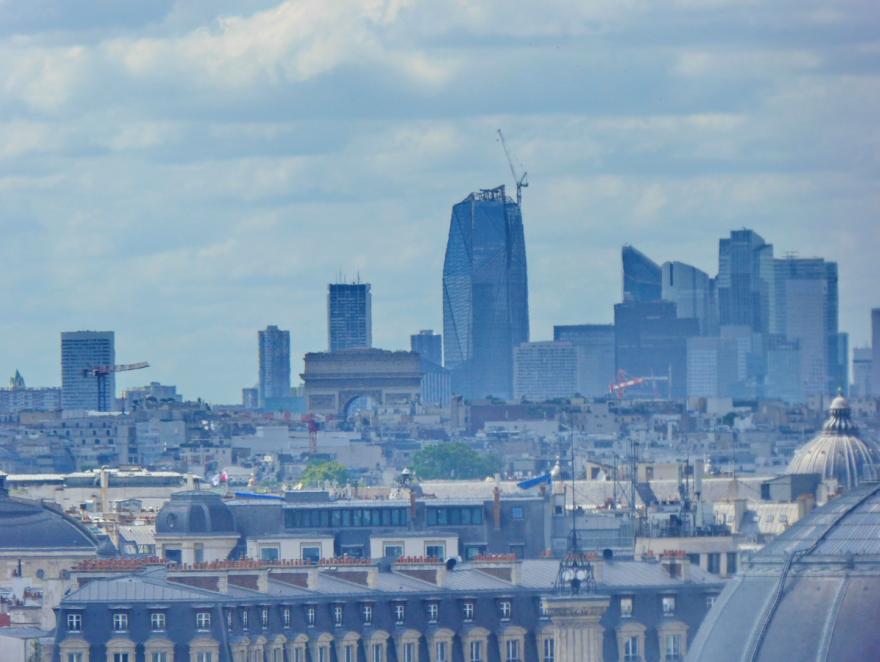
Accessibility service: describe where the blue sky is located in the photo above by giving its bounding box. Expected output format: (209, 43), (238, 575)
(1, 0), (878, 402)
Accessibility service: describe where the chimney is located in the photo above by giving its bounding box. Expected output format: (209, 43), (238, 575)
(472, 554), (522, 585)
(659, 550), (690, 581)
(493, 486), (502, 530)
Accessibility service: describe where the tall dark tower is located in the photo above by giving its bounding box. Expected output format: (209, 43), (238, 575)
(442, 186), (529, 400)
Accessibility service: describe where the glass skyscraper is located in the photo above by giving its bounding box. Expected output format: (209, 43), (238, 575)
(61, 331), (115, 411)
(258, 325), (291, 408)
(327, 282), (372, 352)
(717, 229), (775, 333)
(442, 186), (529, 400)
(661, 261), (717, 335)
(622, 245), (662, 303)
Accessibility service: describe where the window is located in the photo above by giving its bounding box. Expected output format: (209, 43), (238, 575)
(112, 612), (128, 632)
(624, 635), (640, 661)
(706, 595), (717, 610)
(318, 646), (328, 662)
(283, 607), (291, 627)
(539, 600), (550, 619)
(394, 604), (406, 624)
(662, 596), (676, 616)
(362, 604), (373, 625)
(151, 611), (166, 631)
(151, 653), (169, 662)
(707, 553), (721, 575)
(273, 650), (283, 662)
(194, 543), (204, 564)
(384, 544), (404, 560)
(196, 654), (213, 662)
(241, 608), (249, 629)
(344, 644), (355, 662)
(425, 543), (445, 560)
(403, 642), (416, 662)
(620, 596), (633, 618)
(294, 648), (304, 662)
(665, 634), (682, 661)
(67, 654), (84, 662)
(463, 602), (474, 622)
(306, 606), (316, 626)
(197, 611), (212, 630)
(727, 552), (738, 575)
(113, 654), (129, 662)
(436, 641), (448, 662)
(499, 600), (511, 620)
(469, 641), (483, 662)
(334, 605), (344, 626)
(226, 610), (233, 630)
(261, 546), (280, 561)
(542, 638), (555, 662)
(67, 613), (82, 632)
(427, 602), (439, 622)
(372, 644), (384, 662)
(508, 544), (525, 559)
(261, 608), (269, 628)
(511, 506), (524, 520)
(505, 639), (521, 662)
(302, 546), (321, 563)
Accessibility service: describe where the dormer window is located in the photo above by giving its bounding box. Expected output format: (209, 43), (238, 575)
(241, 608), (249, 629)
(394, 604), (406, 624)
(151, 611), (166, 631)
(67, 613), (82, 632)
(499, 600), (512, 620)
(334, 605), (344, 626)
(463, 602), (474, 621)
(196, 611), (211, 630)
(362, 604), (373, 625)
(306, 606), (316, 626)
(261, 608), (269, 628)
(283, 607), (291, 627)
(427, 602), (439, 623)
(112, 612), (128, 632)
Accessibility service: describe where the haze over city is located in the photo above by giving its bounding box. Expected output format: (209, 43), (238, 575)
(2, 0), (878, 402)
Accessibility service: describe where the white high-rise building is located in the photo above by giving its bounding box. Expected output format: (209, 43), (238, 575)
(513, 341), (577, 402)
(61, 331), (115, 411)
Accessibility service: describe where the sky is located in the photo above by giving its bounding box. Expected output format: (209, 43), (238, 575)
(1, 0), (878, 403)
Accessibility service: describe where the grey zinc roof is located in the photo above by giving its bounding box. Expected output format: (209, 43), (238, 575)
(64, 575), (225, 604)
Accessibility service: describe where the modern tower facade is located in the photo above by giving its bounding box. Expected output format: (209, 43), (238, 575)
(661, 261), (716, 334)
(553, 324), (615, 397)
(717, 229), (775, 333)
(442, 186), (529, 400)
(61, 331), (115, 411)
(773, 257), (843, 397)
(622, 245), (662, 303)
(258, 325), (291, 407)
(327, 282), (372, 352)
(410, 330), (442, 366)
(513, 341), (577, 401)
(852, 347), (872, 398)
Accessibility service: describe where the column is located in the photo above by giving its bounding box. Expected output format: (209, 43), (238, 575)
(543, 594), (611, 662)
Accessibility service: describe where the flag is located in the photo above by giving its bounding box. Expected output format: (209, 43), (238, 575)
(517, 473), (552, 490)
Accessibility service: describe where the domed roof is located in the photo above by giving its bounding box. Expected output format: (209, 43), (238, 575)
(785, 394), (879, 489)
(155, 490), (236, 536)
(0, 475), (100, 551)
(688, 481), (880, 661)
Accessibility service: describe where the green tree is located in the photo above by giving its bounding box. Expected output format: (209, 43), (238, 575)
(302, 460), (349, 486)
(412, 442), (500, 480)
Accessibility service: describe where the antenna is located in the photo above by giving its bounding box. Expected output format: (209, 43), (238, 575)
(497, 129), (528, 207)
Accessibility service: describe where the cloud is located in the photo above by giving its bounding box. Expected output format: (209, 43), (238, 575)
(0, 0), (878, 400)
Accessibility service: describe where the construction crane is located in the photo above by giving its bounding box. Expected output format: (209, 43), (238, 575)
(609, 369), (670, 400)
(497, 129), (528, 207)
(83, 362), (149, 411)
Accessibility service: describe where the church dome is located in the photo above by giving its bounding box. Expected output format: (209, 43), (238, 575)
(785, 394), (879, 490)
(0, 474), (101, 551)
(688, 481), (880, 661)
(156, 490), (236, 536)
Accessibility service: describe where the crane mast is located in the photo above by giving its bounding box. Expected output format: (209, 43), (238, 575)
(497, 129), (528, 207)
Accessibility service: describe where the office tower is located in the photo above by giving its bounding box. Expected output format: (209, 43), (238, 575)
(622, 245), (662, 303)
(717, 229), (775, 333)
(661, 261), (716, 334)
(553, 324), (615, 397)
(61, 331), (115, 411)
(853, 347), (872, 398)
(614, 301), (698, 399)
(773, 257), (843, 397)
(513, 341), (577, 402)
(327, 282), (372, 352)
(443, 186), (529, 400)
(242, 387), (259, 410)
(686, 337), (738, 399)
(873, 309), (880, 397)
(410, 330), (442, 366)
(765, 335), (803, 403)
(258, 325), (291, 408)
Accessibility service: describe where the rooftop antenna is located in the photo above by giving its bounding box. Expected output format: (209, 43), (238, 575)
(497, 129), (528, 207)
